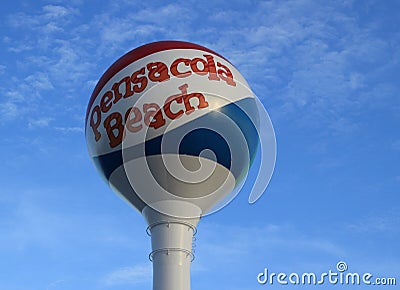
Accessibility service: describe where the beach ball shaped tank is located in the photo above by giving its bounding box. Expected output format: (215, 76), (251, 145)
(85, 41), (260, 217)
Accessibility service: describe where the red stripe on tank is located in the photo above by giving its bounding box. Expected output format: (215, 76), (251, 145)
(85, 41), (228, 122)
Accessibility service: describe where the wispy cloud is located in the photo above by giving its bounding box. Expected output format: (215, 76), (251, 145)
(0, 1), (398, 289)
(25, 72), (54, 91)
(28, 117), (53, 129)
(102, 264), (152, 286)
(7, 4), (78, 32)
(346, 210), (400, 234)
(89, 2), (193, 56)
(0, 186), (151, 282)
(0, 101), (19, 122)
(177, 0), (399, 136)
(54, 126), (84, 133)
(2, 0), (397, 136)
(45, 279), (65, 290)
(196, 221), (345, 270)
(1, 4), (94, 127)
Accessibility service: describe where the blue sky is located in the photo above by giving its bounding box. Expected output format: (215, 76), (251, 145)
(1, 0), (399, 289)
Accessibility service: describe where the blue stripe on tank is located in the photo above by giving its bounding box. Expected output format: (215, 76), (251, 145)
(178, 128), (231, 170)
(92, 97), (259, 182)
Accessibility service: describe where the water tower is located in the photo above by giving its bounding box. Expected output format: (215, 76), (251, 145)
(85, 41), (275, 290)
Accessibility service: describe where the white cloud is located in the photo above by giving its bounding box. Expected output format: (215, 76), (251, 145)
(89, 2), (192, 56)
(1, 0), (398, 135)
(176, 0), (398, 135)
(102, 264), (152, 286)
(0, 3), (398, 289)
(328, 117), (359, 135)
(42, 5), (75, 19)
(0, 102), (19, 122)
(48, 40), (94, 85)
(0, 186), (145, 253)
(7, 4), (78, 31)
(28, 117), (53, 129)
(133, 3), (192, 25)
(54, 126), (84, 133)
(25, 72), (54, 91)
(197, 222), (345, 267)
(8, 42), (35, 53)
(348, 72), (365, 90)
(45, 279), (65, 290)
(347, 211), (400, 234)
(7, 12), (40, 28)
